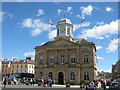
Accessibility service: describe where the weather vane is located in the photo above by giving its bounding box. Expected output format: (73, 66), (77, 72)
(63, 11), (67, 18)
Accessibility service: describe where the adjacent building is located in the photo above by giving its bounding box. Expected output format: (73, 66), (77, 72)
(112, 60), (120, 80)
(35, 18), (97, 84)
(97, 71), (112, 80)
(2, 57), (35, 77)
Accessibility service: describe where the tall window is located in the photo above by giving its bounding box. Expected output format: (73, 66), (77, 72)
(67, 28), (70, 35)
(70, 72), (75, 81)
(48, 72), (53, 79)
(12, 65), (14, 68)
(70, 55), (75, 64)
(39, 72), (43, 79)
(39, 56), (43, 63)
(57, 29), (59, 36)
(84, 72), (89, 81)
(84, 54), (89, 62)
(21, 65), (22, 68)
(50, 56), (54, 64)
(60, 54), (64, 64)
(25, 65), (27, 68)
(17, 65), (19, 68)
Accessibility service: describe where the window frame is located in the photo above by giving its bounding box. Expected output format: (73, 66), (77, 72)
(70, 55), (75, 64)
(70, 72), (75, 81)
(60, 54), (65, 64)
(84, 54), (89, 63)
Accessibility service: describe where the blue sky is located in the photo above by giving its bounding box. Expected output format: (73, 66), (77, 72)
(1, 2), (119, 72)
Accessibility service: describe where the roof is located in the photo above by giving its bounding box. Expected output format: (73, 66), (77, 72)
(2, 59), (35, 64)
(58, 18), (72, 25)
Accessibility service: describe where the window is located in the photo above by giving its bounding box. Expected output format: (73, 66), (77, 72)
(50, 56), (54, 64)
(29, 65), (31, 68)
(25, 65), (27, 68)
(6, 65), (8, 68)
(16, 70), (18, 73)
(60, 54), (64, 64)
(12, 65), (14, 68)
(21, 65), (22, 68)
(70, 72), (75, 81)
(21, 70), (22, 72)
(57, 29), (59, 36)
(48, 72), (53, 79)
(3, 65), (4, 68)
(17, 65), (19, 68)
(38, 72), (43, 79)
(39, 56), (43, 63)
(84, 72), (89, 81)
(67, 28), (70, 35)
(84, 54), (89, 62)
(70, 55), (75, 64)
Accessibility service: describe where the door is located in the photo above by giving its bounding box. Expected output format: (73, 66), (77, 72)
(58, 72), (64, 84)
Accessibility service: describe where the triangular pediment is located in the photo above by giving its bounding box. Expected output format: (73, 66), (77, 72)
(42, 38), (78, 47)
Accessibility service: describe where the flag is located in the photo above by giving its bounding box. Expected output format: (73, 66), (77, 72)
(50, 20), (53, 25)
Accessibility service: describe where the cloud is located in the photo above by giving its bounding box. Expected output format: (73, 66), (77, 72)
(22, 18), (33, 28)
(97, 22), (104, 25)
(106, 38), (119, 53)
(106, 7), (112, 12)
(36, 9), (44, 16)
(73, 22), (91, 31)
(81, 5), (93, 16)
(81, 20), (118, 39)
(22, 18), (54, 36)
(31, 28), (41, 36)
(48, 30), (57, 39)
(58, 9), (63, 15)
(99, 69), (111, 73)
(0, 11), (13, 22)
(24, 51), (35, 56)
(97, 56), (104, 60)
(96, 45), (102, 50)
(67, 7), (72, 12)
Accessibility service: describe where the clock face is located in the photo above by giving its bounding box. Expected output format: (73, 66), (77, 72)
(60, 28), (65, 34)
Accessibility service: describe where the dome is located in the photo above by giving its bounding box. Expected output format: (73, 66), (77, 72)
(58, 18), (72, 25)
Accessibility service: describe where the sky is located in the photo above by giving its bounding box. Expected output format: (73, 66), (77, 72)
(1, 2), (119, 72)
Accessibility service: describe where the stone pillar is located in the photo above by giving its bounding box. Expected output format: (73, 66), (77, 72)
(65, 49), (68, 64)
(55, 50), (58, 64)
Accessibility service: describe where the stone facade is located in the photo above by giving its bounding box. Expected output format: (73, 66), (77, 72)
(112, 60), (120, 80)
(2, 57), (35, 77)
(35, 18), (97, 84)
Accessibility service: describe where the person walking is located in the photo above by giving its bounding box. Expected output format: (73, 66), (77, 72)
(3, 78), (7, 88)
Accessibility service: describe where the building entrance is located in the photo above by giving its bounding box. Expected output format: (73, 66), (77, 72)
(58, 72), (64, 84)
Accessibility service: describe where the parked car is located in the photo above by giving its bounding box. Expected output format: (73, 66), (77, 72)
(109, 81), (120, 90)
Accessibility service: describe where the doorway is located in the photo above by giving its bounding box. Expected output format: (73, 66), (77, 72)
(58, 72), (64, 84)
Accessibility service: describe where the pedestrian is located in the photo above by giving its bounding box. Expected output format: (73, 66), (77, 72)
(103, 82), (106, 90)
(43, 78), (47, 87)
(30, 78), (33, 85)
(3, 78), (7, 88)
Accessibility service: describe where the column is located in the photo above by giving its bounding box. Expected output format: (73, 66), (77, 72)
(66, 49), (68, 64)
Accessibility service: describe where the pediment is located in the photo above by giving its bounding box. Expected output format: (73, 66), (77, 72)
(42, 38), (78, 47)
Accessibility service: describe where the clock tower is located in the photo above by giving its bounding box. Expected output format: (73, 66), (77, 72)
(56, 18), (73, 38)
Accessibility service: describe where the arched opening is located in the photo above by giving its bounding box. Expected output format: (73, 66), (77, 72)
(58, 72), (64, 84)
(48, 72), (53, 79)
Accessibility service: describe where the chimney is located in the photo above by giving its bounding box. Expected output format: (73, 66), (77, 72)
(26, 57), (31, 60)
(13, 57), (18, 62)
(3, 58), (8, 62)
